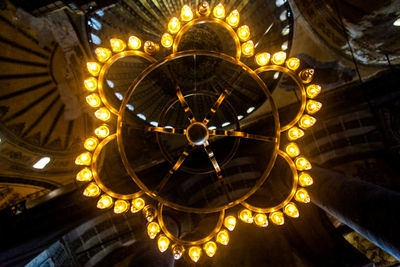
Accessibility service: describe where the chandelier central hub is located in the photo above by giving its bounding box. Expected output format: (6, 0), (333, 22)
(186, 122), (209, 146)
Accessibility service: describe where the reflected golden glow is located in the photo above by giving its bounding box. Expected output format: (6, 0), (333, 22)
(254, 213), (268, 227)
(239, 209), (253, 223)
(114, 199), (129, 214)
(295, 157), (312, 171)
(306, 100), (322, 114)
(285, 142), (300, 157)
(172, 244), (185, 260)
(86, 93), (101, 108)
(147, 222), (160, 239)
(161, 33), (173, 48)
(95, 47), (112, 62)
(285, 57), (300, 71)
(168, 17), (181, 34)
(157, 235), (170, 252)
(237, 25), (250, 41)
(110, 38), (126, 52)
(213, 3), (225, 19)
(95, 108), (111, 121)
(181, 5), (193, 22)
(203, 241), (217, 257)
(284, 202), (299, 218)
(97, 194), (113, 209)
(76, 167), (92, 182)
(287, 126), (304, 140)
(84, 77), (98, 91)
(216, 229), (229, 245)
(299, 172), (313, 187)
(196, 1), (211, 17)
(83, 182), (100, 197)
(241, 40), (254, 57)
(87, 62), (101, 76)
(84, 137), (99, 151)
(299, 114), (316, 129)
(224, 216), (237, 231)
(306, 84), (321, 98)
(255, 52), (270, 66)
(94, 125), (110, 139)
(299, 68), (314, 83)
(226, 10), (239, 27)
(271, 51), (286, 65)
(189, 246), (202, 262)
(295, 188), (310, 203)
(131, 198), (145, 213)
(128, 36), (142, 50)
(75, 152), (91, 165)
(144, 41), (160, 55)
(269, 211), (285, 225)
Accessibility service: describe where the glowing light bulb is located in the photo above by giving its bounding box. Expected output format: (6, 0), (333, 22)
(299, 172), (313, 187)
(284, 202), (299, 218)
(241, 40), (254, 57)
(144, 41), (159, 55)
(168, 17), (181, 34)
(76, 167), (92, 182)
(287, 126), (304, 141)
(226, 10), (239, 27)
(131, 198), (145, 213)
(269, 211), (284, 225)
(239, 209), (253, 223)
(172, 244), (185, 260)
(299, 68), (315, 84)
(180, 5), (193, 21)
(114, 199), (129, 214)
(86, 93), (101, 108)
(75, 152), (92, 165)
(213, 3), (225, 19)
(286, 142), (300, 157)
(95, 47), (112, 62)
(95, 108), (111, 121)
(216, 229), (229, 245)
(254, 213), (269, 227)
(157, 235), (170, 252)
(237, 25), (250, 41)
(110, 38), (126, 52)
(295, 156), (312, 171)
(147, 222), (160, 239)
(161, 33), (173, 48)
(224, 216), (237, 231)
(295, 188), (310, 203)
(83, 182), (100, 197)
(285, 57), (300, 71)
(203, 241), (217, 257)
(299, 114), (316, 129)
(306, 100), (322, 114)
(196, 1), (211, 17)
(84, 77), (98, 91)
(84, 137), (98, 151)
(128, 36), (142, 50)
(87, 62), (101, 76)
(306, 84), (321, 98)
(97, 194), (113, 209)
(143, 205), (157, 222)
(255, 52), (270, 66)
(94, 125), (110, 139)
(189, 246), (202, 262)
(271, 51), (286, 65)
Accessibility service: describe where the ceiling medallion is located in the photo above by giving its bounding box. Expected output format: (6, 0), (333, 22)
(76, 2), (322, 263)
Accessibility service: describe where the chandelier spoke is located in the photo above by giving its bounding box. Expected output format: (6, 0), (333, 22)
(208, 129), (275, 142)
(176, 85), (196, 123)
(203, 141), (223, 179)
(147, 126), (186, 135)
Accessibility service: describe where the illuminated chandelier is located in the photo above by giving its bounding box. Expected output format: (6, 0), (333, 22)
(76, 1), (322, 263)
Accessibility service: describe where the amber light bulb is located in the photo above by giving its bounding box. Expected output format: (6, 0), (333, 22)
(168, 17), (181, 34)
(95, 108), (111, 121)
(269, 211), (285, 225)
(128, 36), (142, 50)
(299, 68), (315, 83)
(306, 84), (322, 98)
(86, 93), (101, 108)
(287, 126), (304, 141)
(114, 199), (129, 214)
(76, 167), (92, 182)
(271, 51), (286, 65)
(84, 77), (98, 91)
(226, 10), (239, 27)
(241, 40), (254, 57)
(143, 205), (157, 222)
(213, 3), (225, 19)
(144, 41), (160, 55)
(239, 209), (253, 223)
(255, 52), (270, 66)
(147, 222), (160, 239)
(306, 100), (322, 114)
(295, 188), (310, 203)
(284, 202), (299, 218)
(224, 216), (237, 231)
(94, 125), (110, 139)
(97, 194), (113, 209)
(204, 241), (217, 257)
(254, 213), (268, 227)
(285, 57), (300, 71)
(189, 246), (202, 262)
(110, 38), (126, 52)
(75, 152), (92, 165)
(131, 198), (145, 213)
(299, 172), (313, 187)
(95, 47), (112, 62)
(87, 62), (101, 76)
(216, 229), (229, 245)
(83, 182), (100, 197)
(172, 244), (185, 260)
(157, 235), (170, 252)
(299, 114), (316, 129)
(84, 137), (98, 151)
(180, 5), (193, 21)
(286, 142), (300, 157)
(161, 33), (173, 48)
(237, 25), (250, 41)
(295, 157), (312, 171)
